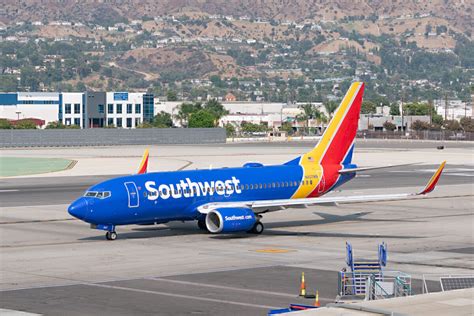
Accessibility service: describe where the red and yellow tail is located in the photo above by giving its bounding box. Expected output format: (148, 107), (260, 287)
(289, 82), (364, 198)
(309, 82), (364, 166)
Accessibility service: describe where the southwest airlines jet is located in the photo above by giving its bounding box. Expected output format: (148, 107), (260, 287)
(68, 82), (446, 240)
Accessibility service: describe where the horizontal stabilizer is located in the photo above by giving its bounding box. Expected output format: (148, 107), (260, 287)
(339, 162), (420, 174)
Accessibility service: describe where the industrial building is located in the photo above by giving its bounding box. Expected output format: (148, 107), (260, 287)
(1, 93), (441, 132)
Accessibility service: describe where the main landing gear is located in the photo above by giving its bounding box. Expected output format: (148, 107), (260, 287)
(197, 219), (207, 230)
(248, 221), (264, 234)
(106, 231), (117, 240)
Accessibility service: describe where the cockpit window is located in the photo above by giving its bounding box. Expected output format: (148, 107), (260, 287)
(84, 191), (111, 199)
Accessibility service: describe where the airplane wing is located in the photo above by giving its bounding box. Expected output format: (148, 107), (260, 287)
(137, 148), (149, 174)
(198, 161), (446, 214)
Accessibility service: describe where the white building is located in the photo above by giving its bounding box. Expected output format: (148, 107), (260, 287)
(105, 92), (145, 128)
(61, 93), (84, 127)
(1, 92), (154, 129)
(0, 92), (59, 126)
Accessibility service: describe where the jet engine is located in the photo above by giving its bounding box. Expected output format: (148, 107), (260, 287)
(205, 207), (257, 233)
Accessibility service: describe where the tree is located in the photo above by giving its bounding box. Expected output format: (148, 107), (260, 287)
(0, 119), (12, 129)
(389, 103), (400, 115)
(361, 101), (377, 114)
(411, 120), (431, 131)
(45, 121), (66, 129)
(280, 122), (294, 135)
(224, 123), (235, 137)
(188, 110), (215, 128)
(204, 99), (229, 123)
(383, 121), (397, 131)
(175, 102), (202, 127)
(153, 111), (173, 128)
(460, 117), (474, 132)
(76, 81), (86, 91)
(443, 120), (462, 131)
(323, 101), (338, 119)
(136, 122), (154, 128)
(14, 120), (37, 129)
(241, 122), (268, 133)
(167, 90), (178, 101)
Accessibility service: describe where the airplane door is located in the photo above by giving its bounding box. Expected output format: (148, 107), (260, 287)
(124, 182), (139, 208)
(318, 176), (326, 194)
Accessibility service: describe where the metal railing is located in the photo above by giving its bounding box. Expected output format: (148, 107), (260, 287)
(422, 274), (474, 294)
(338, 271), (411, 301)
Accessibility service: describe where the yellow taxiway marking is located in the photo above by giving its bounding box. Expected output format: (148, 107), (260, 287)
(253, 248), (295, 253)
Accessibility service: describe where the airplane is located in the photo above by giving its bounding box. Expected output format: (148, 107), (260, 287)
(68, 82), (446, 240)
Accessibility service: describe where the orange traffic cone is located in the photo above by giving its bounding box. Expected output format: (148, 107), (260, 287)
(314, 290), (320, 307)
(299, 272), (306, 297)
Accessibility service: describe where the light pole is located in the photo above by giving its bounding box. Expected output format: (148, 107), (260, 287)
(15, 110), (21, 120)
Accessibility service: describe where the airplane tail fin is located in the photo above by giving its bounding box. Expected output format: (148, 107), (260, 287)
(137, 148), (149, 174)
(285, 82), (364, 167)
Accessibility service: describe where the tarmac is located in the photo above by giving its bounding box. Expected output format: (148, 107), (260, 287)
(0, 140), (473, 315)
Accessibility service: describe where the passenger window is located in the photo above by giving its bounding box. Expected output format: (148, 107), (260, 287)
(259, 184), (263, 189)
(245, 184), (249, 190)
(310, 180), (313, 185)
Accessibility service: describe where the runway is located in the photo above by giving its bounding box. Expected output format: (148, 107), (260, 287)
(0, 141), (473, 315)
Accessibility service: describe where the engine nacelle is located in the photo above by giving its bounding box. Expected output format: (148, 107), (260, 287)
(205, 208), (256, 233)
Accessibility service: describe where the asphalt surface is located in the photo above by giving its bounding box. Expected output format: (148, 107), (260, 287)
(0, 267), (438, 316)
(1, 141), (472, 316)
(0, 164), (472, 207)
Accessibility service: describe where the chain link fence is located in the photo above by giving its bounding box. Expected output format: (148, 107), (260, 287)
(357, 130), (474, 141)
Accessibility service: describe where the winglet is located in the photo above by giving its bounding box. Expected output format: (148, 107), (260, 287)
(137, 148), (149, 174)
(418, 161), (446, 195)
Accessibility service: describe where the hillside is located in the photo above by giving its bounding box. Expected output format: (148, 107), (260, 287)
(2, 0), (472, 30)
(0, 0), (472, 104)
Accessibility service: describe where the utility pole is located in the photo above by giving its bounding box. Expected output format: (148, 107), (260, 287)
(429, 99), (433, 124)
(400, 95), (404, 132)
(444, 93), (448, 121)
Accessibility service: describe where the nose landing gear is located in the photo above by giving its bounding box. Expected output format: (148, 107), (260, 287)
(90, 224), (118, 241)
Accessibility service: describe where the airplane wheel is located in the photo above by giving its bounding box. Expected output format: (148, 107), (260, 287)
(106, 231), (117, 240)
(197, 219), (207, 230)
(249, 222), (264, 234)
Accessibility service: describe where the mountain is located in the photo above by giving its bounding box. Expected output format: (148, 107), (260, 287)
(2, 0), (472, 30)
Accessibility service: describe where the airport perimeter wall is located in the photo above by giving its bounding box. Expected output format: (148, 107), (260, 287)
(0, 128), (226, 147)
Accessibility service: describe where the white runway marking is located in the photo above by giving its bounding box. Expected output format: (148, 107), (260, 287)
(148, 277), (296, 298)
(0, 190), (19, 193)
(448, 173), (474, 177)
(0, 309), (41, 315)
(85, 283), (279, 310)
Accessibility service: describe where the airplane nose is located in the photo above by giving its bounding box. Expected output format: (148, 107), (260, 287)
(68, 197), (88, 220)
